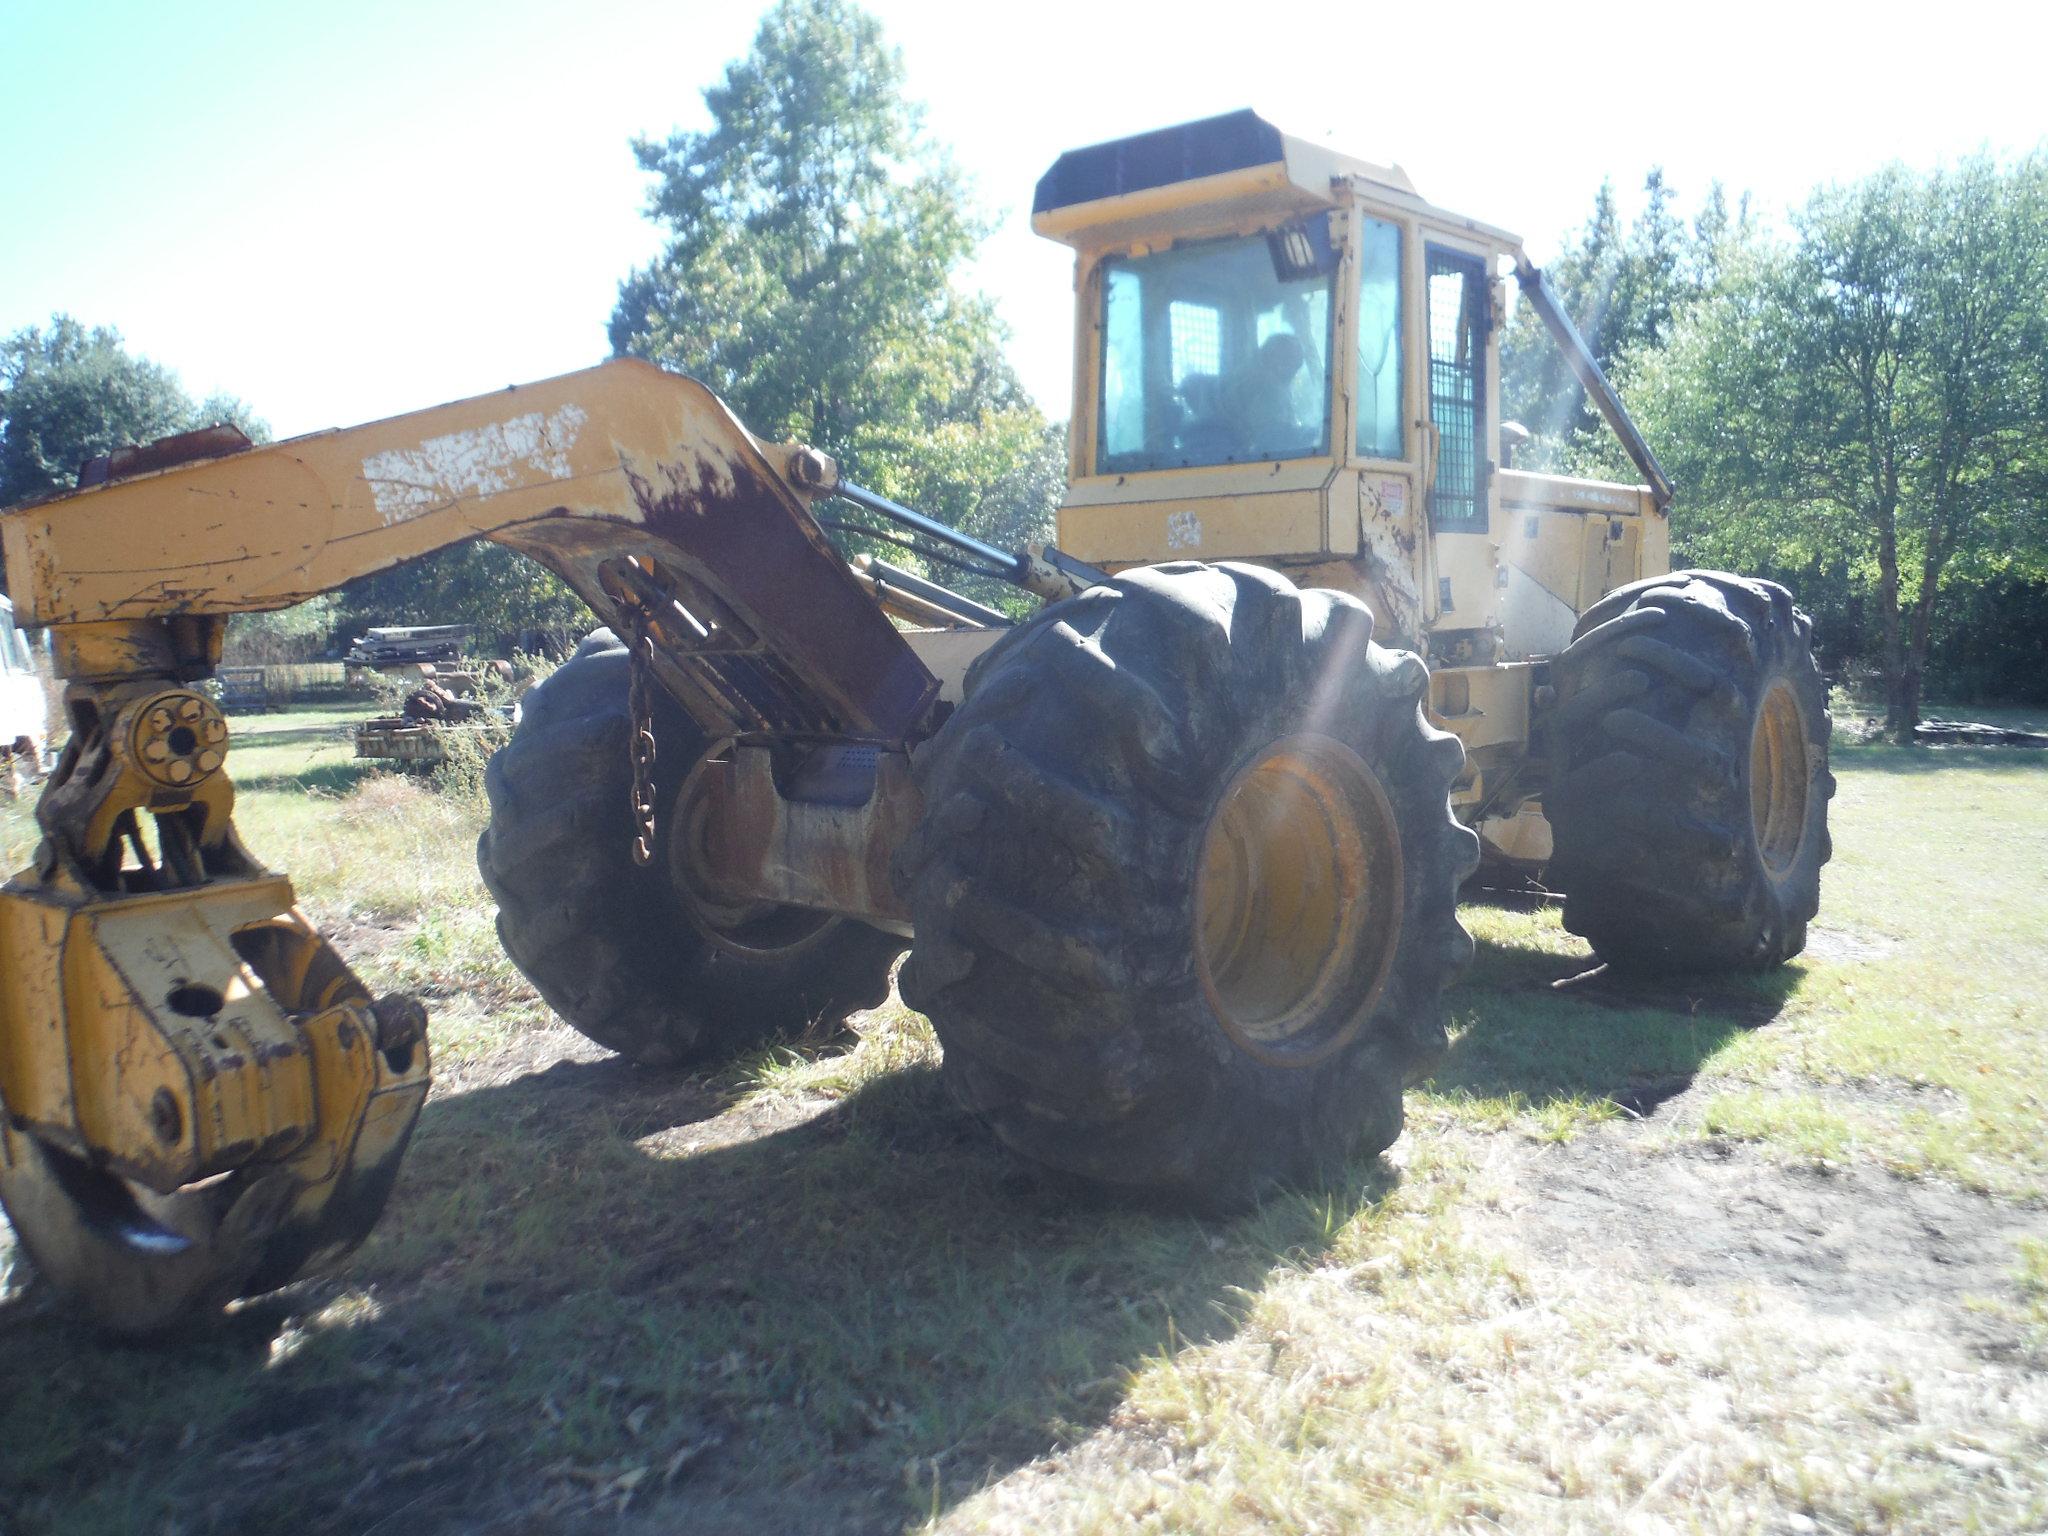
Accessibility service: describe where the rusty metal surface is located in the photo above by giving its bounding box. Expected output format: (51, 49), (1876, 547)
(683, 744), (921, 928)
(74, 423), (254, 491)
(353, 718), (449, 762)
(505, 443), (938, 743)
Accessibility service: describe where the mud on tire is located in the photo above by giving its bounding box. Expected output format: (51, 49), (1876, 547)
(477, 632), (903, 1065)
(1544, 570), (1834, 972)
(895, 562), (1478, 1207)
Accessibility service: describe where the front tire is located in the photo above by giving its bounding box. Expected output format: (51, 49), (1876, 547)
(1544, 570), (1834, 972)
(477, 633), (903, 1065)
(895, 562), (1477, 1207)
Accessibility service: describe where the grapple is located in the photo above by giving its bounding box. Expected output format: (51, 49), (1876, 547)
(0, 675), (427, 1331)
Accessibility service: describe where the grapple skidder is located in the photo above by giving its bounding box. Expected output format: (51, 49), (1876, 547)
(0, 112), (1831, 1332)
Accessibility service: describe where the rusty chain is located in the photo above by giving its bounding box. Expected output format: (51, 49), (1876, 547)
(626, 612), (658, 867)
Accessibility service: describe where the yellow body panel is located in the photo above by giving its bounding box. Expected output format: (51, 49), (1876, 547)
(0, 877), (319, 1190)
(1059, 485), (1329, 564)
(1044, 166), (1666, 665)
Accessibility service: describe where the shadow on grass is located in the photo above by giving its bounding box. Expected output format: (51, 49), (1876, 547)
(1429, 932), (1808, 1116)
(0, 1053), (1395, 1536)
(236, 759), (379, 796)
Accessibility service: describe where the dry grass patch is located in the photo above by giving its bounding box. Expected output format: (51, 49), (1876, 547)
(941, 1134), (2048, 1535)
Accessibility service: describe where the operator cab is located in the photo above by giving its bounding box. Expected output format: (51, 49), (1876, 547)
(1033, 110), (1666, 656)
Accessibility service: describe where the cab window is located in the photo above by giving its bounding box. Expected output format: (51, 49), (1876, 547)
(1098, 231), (1334, 474)
(1355, 216), (1403, 460)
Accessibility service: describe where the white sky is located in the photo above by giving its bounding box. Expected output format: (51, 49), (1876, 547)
(3, 0), (2042, 439)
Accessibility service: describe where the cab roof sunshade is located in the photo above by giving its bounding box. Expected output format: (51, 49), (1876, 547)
(1033, 110), (1285, 216)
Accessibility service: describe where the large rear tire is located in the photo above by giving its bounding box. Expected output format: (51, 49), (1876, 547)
(895, 562), (1478, 1207)
(1544, 570), (1834, 972)
(477, 633), (903, 1065)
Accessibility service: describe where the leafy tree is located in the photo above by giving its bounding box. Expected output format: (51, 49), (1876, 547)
(1501, 180), (1625, 461)
(1614, 168), (1689, 360)
(1627, 153), (2048, 736)
(1684, 180), (1754, 294)
(847, 408), (1067, 613)
(0, 317), (268, 602)
(221, 592), (344, 666)
(0, 317), (265, 512)
(335, 540), (592, 657)
(1502, 170), (1747, 473)
(1886, 152), (2048, 729)
(609, 0), (1061, 577)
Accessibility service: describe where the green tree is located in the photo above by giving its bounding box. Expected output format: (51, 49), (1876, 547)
(335, 540), (592, 657)
(1627, 153), (2048, 737)
(0, 316), (265, 511)
(1888, 153), (2048, 730)
(1684, 180), (1754, 295)
(1501, 179), (1624, 461)
(609, 0), (1061, 577)
(1614, 167), (1688, 358)
(1502, 170), (1742, 473)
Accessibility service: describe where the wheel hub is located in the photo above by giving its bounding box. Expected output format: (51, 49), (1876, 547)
(1751, 681), (1811, 879)
(1195, 736), (1404, 1066)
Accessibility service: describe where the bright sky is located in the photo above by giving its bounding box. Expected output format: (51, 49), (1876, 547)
(3, 0), (2041, 440)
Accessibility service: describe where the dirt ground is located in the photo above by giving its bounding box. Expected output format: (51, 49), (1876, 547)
(7, 996), (2039, 1535)
(3, 723), (2045, 1532)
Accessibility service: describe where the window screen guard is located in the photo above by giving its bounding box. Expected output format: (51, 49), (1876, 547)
(1425, 246), (1489, 533)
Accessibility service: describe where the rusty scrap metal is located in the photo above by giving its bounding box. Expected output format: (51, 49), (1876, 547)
(401, 681), (484, 723)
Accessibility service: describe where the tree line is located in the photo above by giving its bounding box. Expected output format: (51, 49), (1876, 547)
(3, 0), (2042, 738)
(1504, 154), (2048, 738)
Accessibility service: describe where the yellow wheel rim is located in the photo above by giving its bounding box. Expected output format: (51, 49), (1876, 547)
(1750, 681), (1810, 880)
(1195, 736), (1403, 1067)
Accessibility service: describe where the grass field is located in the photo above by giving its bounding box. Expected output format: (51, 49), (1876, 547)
(1, 703), (2044, 1533)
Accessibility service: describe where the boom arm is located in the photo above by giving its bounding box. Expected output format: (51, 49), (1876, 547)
(1511, 252), (1675, 511)
(5, 357), (939, 744)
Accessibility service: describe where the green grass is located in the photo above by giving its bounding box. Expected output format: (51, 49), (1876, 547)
(2, 708), (2045, 1533)
(1689, 734), (2048, 1193)
(1426, 733), (2048, 1198)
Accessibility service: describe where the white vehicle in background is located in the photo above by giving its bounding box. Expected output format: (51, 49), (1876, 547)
(0, 595), (48, 778)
